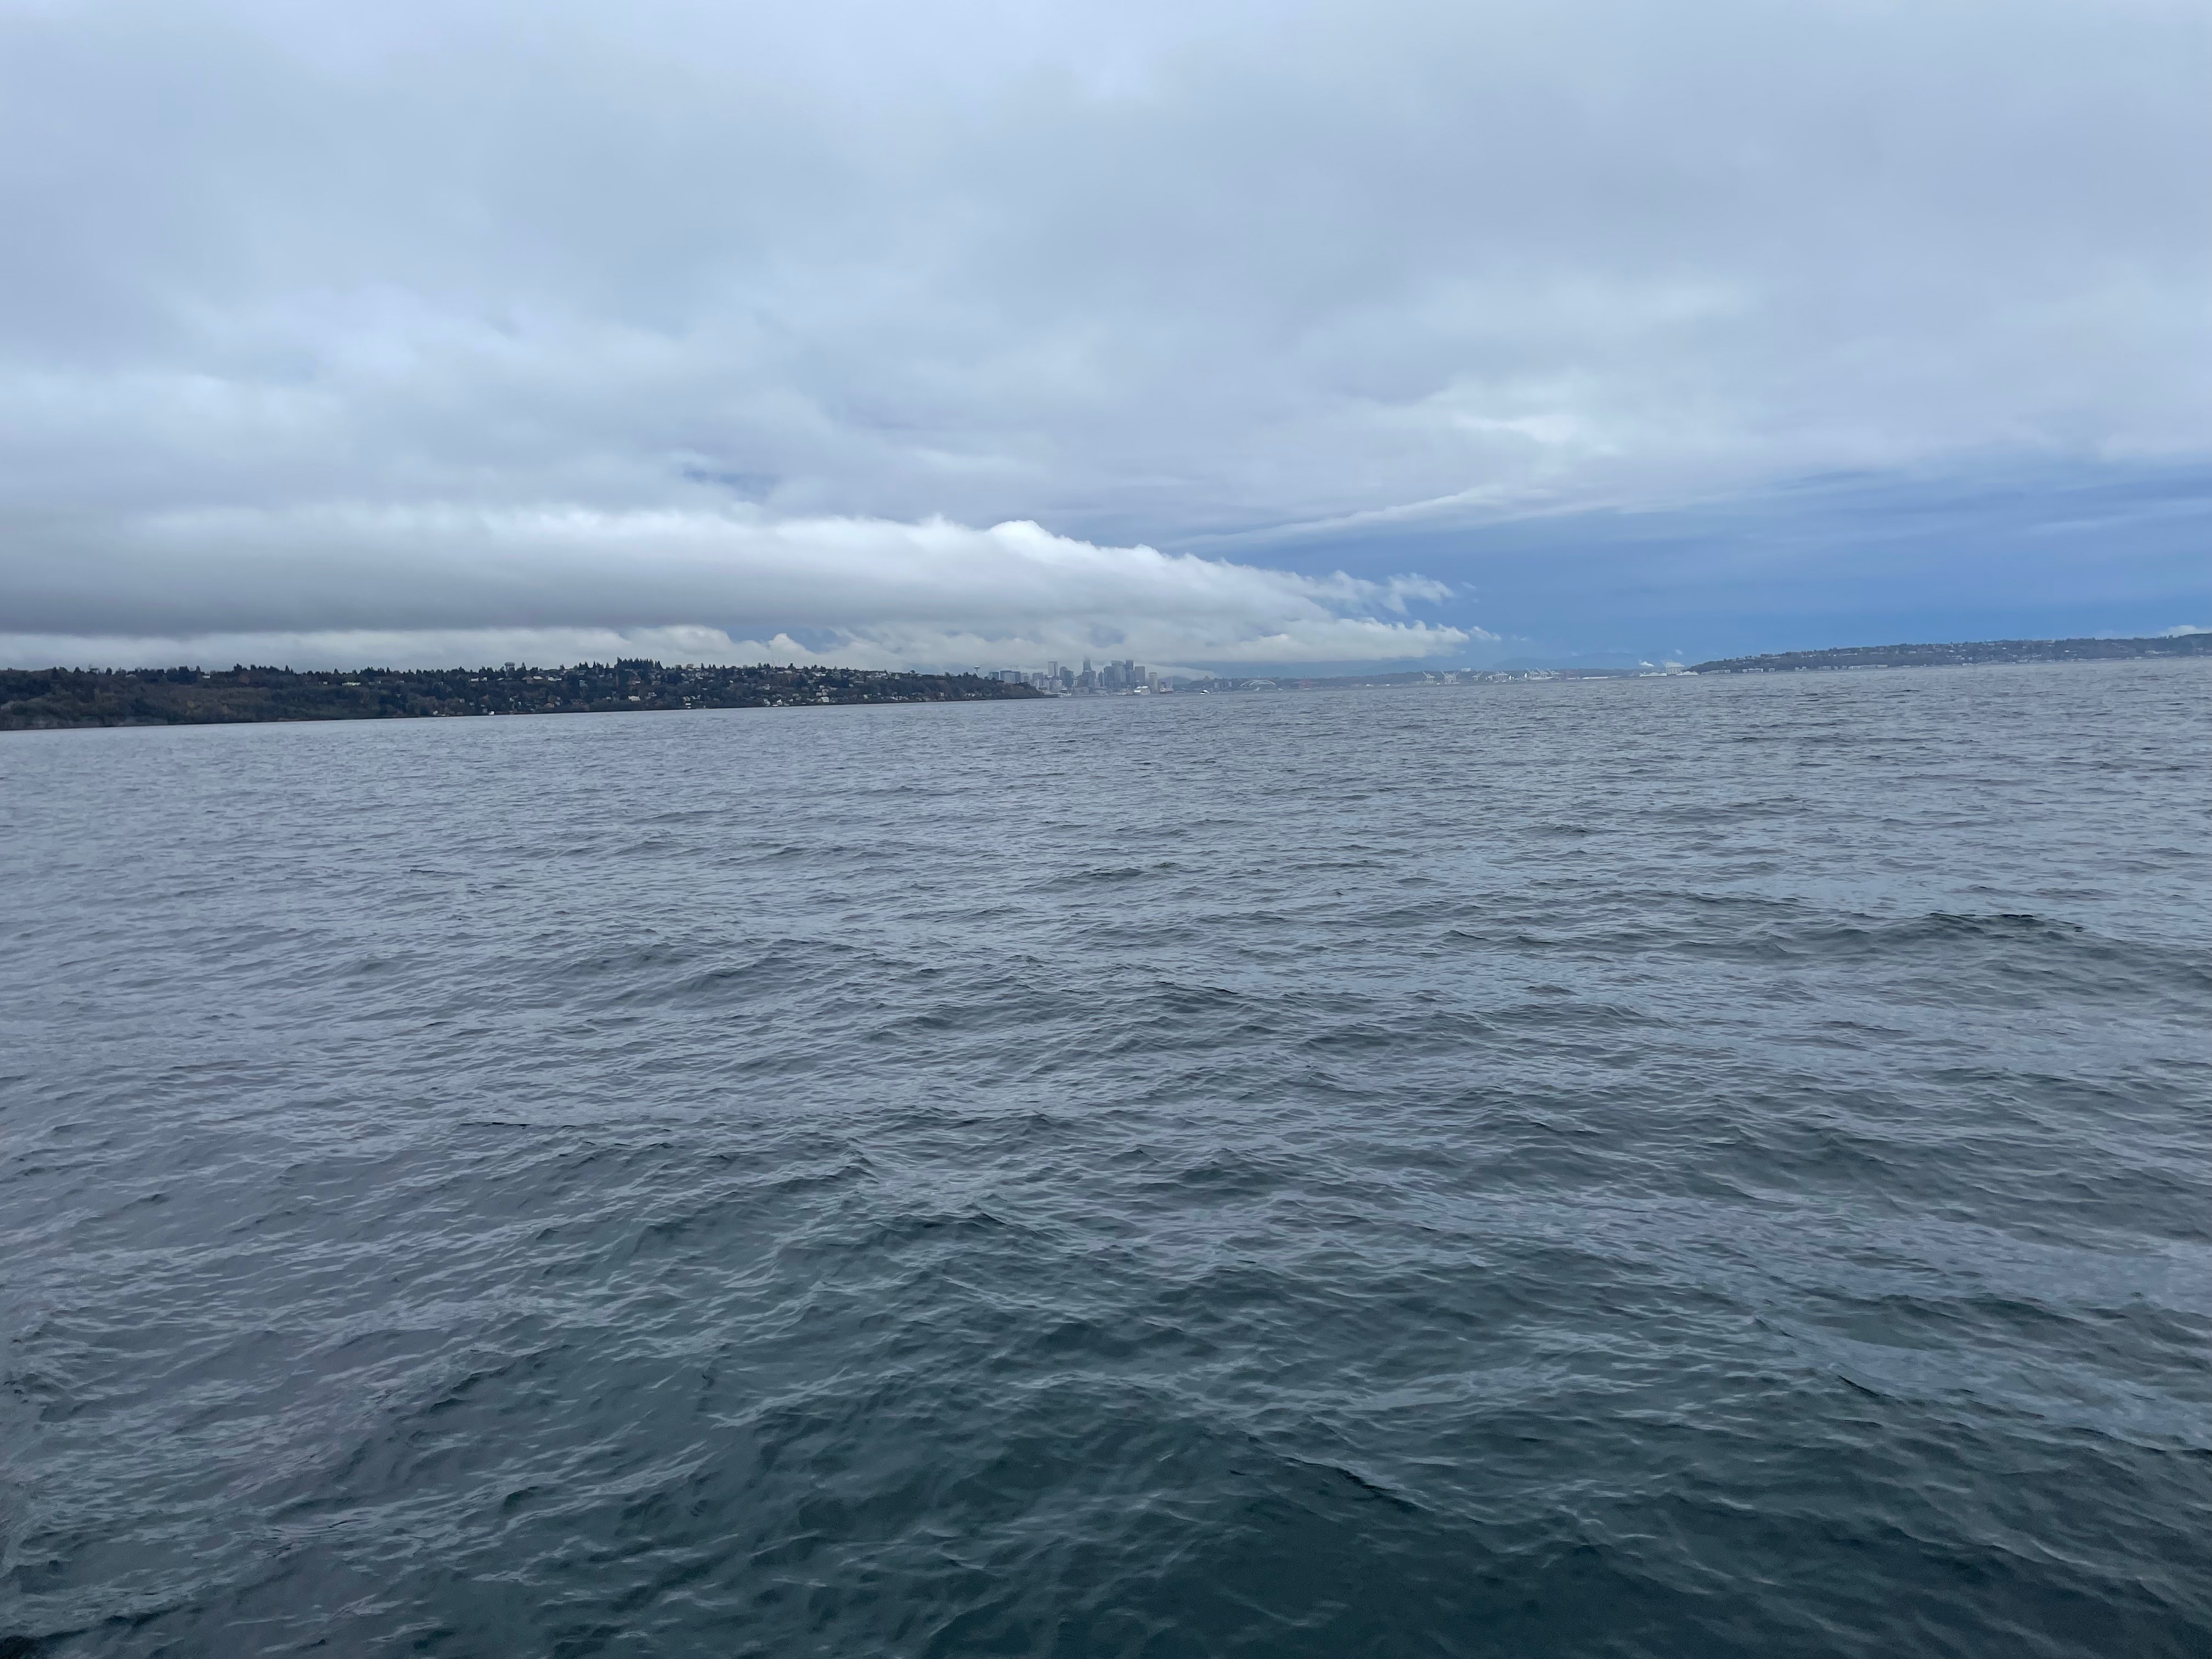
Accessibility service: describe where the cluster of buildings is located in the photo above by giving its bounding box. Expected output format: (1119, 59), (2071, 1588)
(978, 658), (1177, 694)
(965, 662), (1703, 693)
(971, 663), (1544, 694)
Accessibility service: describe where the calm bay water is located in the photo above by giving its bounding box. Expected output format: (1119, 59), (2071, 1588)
(3, 661), (2209, 1657)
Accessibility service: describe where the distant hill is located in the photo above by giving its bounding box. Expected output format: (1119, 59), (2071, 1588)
(1690, 633), (2212, 675)
(0, 661), (1042, 731)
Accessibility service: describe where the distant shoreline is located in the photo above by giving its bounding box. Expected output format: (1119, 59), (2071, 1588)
(0, 661), (1042, 731)
(8, 634), (2206, 730)
(1687, 633), (2211, 675)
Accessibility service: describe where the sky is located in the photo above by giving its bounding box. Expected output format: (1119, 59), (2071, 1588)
(2, 0), (2207, 672)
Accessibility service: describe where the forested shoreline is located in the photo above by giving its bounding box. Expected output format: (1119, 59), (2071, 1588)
(1691, 633), (2212, 674)
(0, 661), (1042, 731)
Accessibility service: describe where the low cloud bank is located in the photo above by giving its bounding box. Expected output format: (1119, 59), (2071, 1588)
(2, 508), (1479, 671)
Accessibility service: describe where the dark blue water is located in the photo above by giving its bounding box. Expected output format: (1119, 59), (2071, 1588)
(4, 661), (2210, 1658)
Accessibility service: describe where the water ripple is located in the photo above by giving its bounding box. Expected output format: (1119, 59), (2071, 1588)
(3, 661), (2210, 1656)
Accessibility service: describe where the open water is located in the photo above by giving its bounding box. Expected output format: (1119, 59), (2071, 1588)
(3, 659), (2210, 1658)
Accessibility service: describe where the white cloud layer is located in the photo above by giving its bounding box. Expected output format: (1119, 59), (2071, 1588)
(1, 0), (2205, 663)
(3, 509), (1475, 669)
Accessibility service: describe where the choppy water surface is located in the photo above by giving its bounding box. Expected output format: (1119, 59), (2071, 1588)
(4, 661), (2210, 1658)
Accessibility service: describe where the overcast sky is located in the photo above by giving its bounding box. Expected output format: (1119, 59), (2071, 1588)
(3, 0), (2207, 670)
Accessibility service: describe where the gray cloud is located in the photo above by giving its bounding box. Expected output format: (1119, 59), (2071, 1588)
(2, 0), (2204, 664)
(1, 507), (1474, 668)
